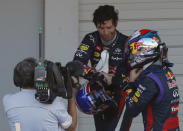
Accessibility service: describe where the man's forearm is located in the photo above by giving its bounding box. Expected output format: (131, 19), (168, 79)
(66, 89), (77, 131)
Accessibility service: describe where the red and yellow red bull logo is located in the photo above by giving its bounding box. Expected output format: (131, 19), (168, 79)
(167, 71), (174, 80)
(167, 71), (177, 89)
(84, 66), (91, 75)
(130, 42), (143, 54)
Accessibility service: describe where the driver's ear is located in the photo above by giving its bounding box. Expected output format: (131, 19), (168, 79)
(114, 21), (118, 27)
(160, 45), (168, 58)
(160, 48), (164, 57)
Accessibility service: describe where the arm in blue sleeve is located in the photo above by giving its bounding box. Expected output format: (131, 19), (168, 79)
(73, 34), (94, 64)
(125, 77), (159, 117)
(73, 34), (100, 81)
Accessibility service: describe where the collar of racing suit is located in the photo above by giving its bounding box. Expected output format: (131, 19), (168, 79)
(101, 31), (117, 46)
(143, 59), (162, 71)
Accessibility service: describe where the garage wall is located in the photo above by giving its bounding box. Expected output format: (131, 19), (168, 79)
(78, 0), (183, 130)
(45, 0), (79, 64)
(0, 0), (43, 130)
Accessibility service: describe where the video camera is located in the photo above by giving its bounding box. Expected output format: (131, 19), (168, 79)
(34, 60), (84, 104)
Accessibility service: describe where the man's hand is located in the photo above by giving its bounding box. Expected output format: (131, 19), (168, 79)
(71, 76), (81, 89)
(100, 72), (114, 86)
(129, 68), (143, 82)
(71, 76), (78, 84)
(71, 76), (79, 94)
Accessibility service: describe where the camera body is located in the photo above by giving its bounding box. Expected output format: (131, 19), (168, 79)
(34, 60), (83, 104)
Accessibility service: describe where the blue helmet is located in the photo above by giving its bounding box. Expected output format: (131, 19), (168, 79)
(75, 82), (116, 114)
(126, 29), (163, 69)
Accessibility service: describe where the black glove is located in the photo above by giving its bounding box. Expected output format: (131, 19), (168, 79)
(66, 60), (84, 77)
(66, 60), (84, 89)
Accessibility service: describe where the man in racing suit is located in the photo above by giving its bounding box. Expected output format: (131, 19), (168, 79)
(73, 5), (129, 131)
(120, 29), (180, 131)
(125, 63), (180, 131)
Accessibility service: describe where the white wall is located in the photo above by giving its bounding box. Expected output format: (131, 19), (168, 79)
(45, 0), (79, 65)
(0, 0), (43, 130)
(79, 0), (183, 130)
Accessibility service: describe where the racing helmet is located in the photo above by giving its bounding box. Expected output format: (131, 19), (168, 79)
(126, 29), (162, 69)
(75, 82), (116, 114)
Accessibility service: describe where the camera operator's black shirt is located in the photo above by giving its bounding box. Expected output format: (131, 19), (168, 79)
(74, 30), (129, 118)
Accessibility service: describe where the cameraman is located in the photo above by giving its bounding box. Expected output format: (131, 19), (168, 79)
(3, 57), (77, 131)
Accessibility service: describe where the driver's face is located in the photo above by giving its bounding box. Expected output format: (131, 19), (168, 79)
(96, 19), (117, 42)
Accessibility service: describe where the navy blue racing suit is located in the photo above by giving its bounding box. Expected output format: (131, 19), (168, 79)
(74, 30), (129, 131)
(125, 64), (180, 131)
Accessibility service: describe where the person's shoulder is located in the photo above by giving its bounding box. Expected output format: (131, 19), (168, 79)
(84, 31), (98, 37)
(140, 66), (163, 87)
(147, 64), (164, 75)
(137, 75), (158, 93)
(3, 94), (10, 104)
(116, 30), (128, 38)
(2, 93), (17, 112)
(50, 97), (67, 109)
(46, 97), (68, 116)
(3, 93), (16, 103)
(81, 31), (99, 46)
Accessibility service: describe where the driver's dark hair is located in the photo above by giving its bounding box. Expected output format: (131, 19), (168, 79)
(93, 5), (118, 27)
(14, 57), (37, 88)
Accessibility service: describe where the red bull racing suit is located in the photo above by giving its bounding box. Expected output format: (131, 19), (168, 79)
(74, 30), (129, 131)
(125, 64), (180, 131)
